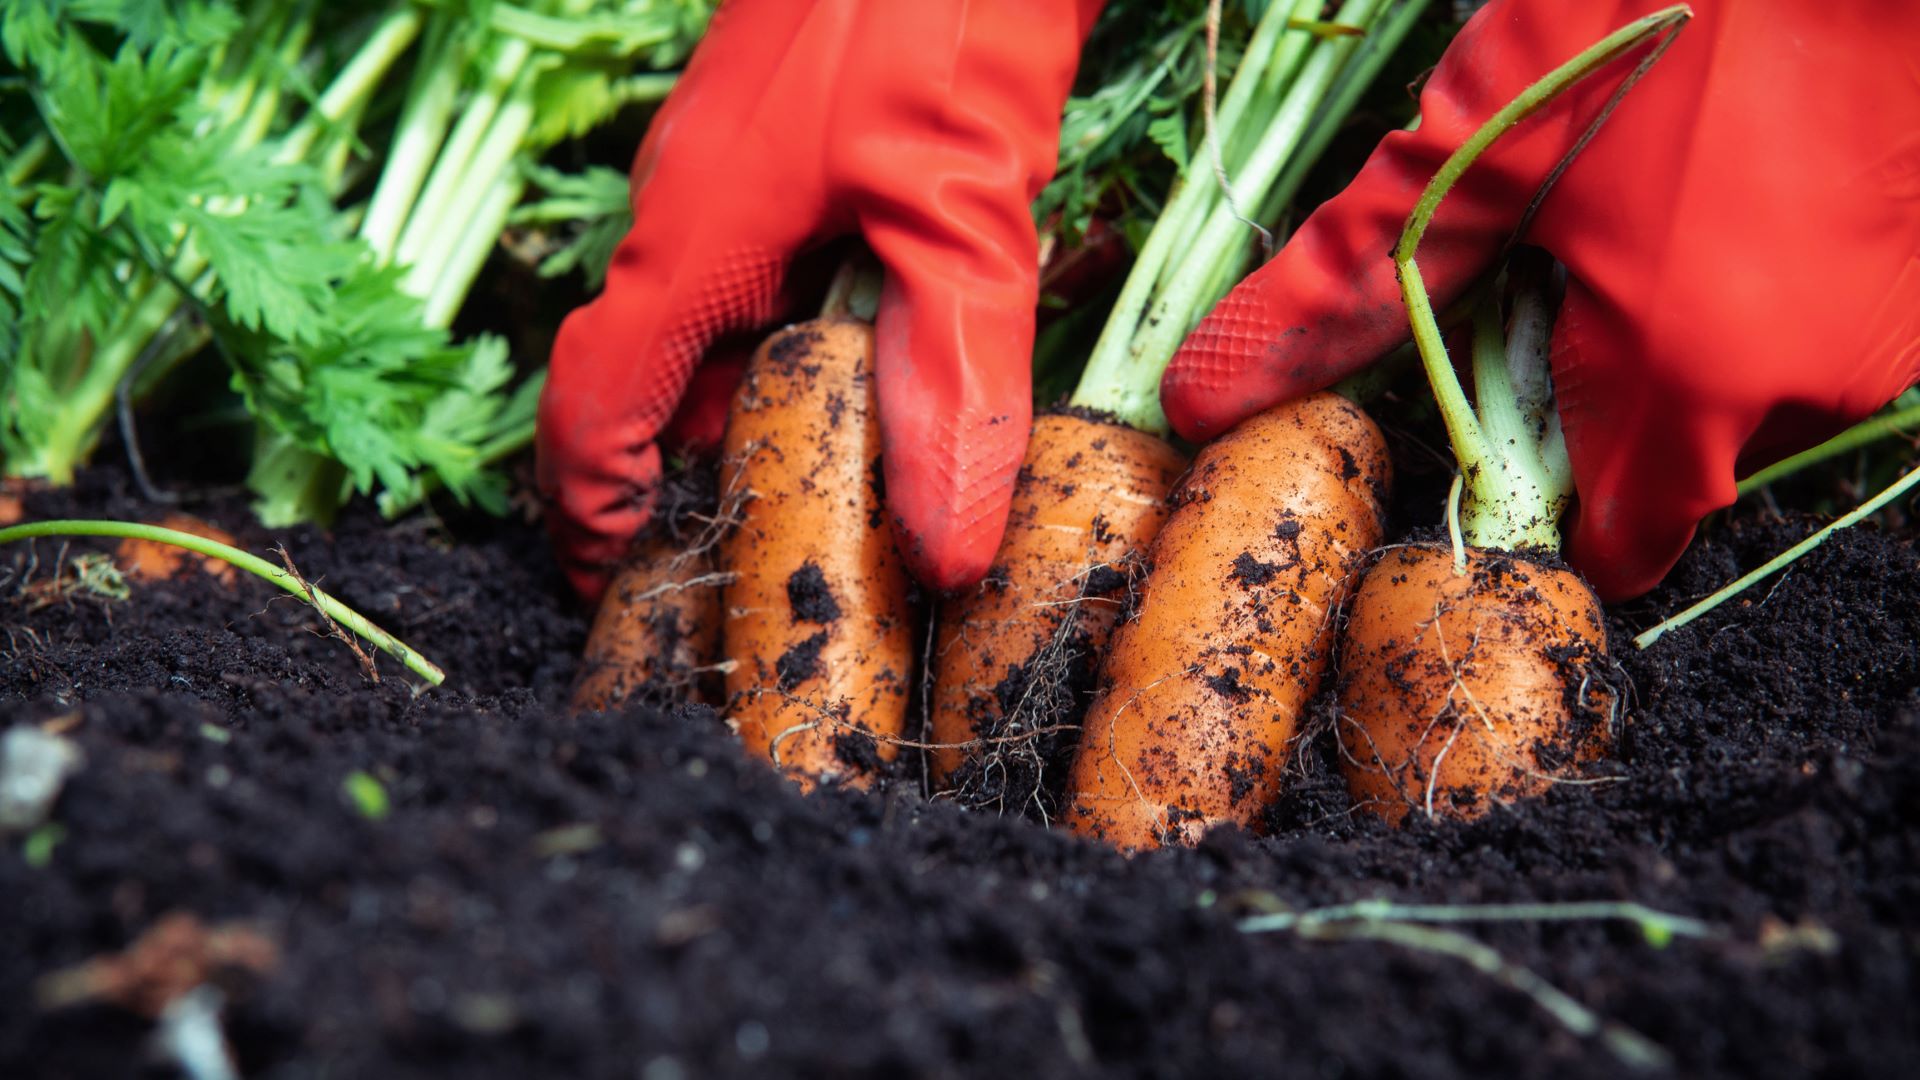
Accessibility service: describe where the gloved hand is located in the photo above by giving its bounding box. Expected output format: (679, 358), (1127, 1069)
(1162, 0), (1920, 600)
(537, 0), (1101, 602)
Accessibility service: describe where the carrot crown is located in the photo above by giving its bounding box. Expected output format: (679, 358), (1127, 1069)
(1393, 5), (1691, 556)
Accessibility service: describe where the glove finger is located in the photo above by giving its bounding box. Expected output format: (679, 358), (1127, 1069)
(1161, 0), (1673, 442)
(1551, 278), (1728, 602)
(845, 0), (1086, 591)
(863, 218), (1038, 592)
(1557, 257), (1920, 602)
(659, 336), (757, 460)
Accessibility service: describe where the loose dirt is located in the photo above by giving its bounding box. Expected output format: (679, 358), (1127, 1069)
(3, 468), (1917, 1078)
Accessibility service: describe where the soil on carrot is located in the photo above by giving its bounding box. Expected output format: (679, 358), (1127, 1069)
(3, 468), (1918, 1078)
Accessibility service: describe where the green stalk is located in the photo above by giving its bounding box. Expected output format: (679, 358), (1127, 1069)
(403, 67), (537, 300)
(1070, 0), (1364, 432)
(361, 14), (469, 263)
(275, 6), (424, 167)
(392, 34), (535, 272)
(1635, 459), (1920, 649)
(1393, 5), (1690, 551)
(201, 1), (288, 125)
(488, 2), (684, 53)
(1460, 287), (1565, 549)
(1126, 0), (1386, 415)
(1263, 0), (1432, 222)
(32, 284), (182, 483)
(1074, 0), (1312, 407)
(234, 13), (317, 148)
(0, 520), (445, 684)
(422, 174), (523, 328)
(1736, 391), (1920, 495)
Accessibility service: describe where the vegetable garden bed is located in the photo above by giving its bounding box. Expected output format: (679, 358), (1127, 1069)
(3, 459), (1916, 1078)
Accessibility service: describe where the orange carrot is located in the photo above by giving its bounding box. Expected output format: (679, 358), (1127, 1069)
(0, 481), (26, 528)
(1336, 545), (1613, 821)
(718, 316), (914, 786)
(1062, 392), (1389, 849)
(927, 413), (1186, 791)
(572, 527), (726, 712)
(1331, 6), (1693, 822)
(115, 513), (238, 585)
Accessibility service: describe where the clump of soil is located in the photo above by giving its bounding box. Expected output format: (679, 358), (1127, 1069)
(4, 470), (1919, 1078)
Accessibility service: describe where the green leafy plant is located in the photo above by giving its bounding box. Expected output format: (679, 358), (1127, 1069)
(0, 0), (711, 525)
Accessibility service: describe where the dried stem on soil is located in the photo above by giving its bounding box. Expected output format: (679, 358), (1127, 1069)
(1238, 898), (1715, 1070)
(0, 520), (445, 684)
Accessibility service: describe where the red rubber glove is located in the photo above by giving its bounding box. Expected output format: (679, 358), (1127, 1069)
(538, 0), (1101, 602)
(1163, 0), (1920, 601)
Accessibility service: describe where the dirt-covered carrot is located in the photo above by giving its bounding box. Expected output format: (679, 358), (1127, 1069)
(719, 284), (914, 787)
(1062, 393), (1389, 848)
(1338, 540), (1612, 821)
(928, 417), (1184, 788)
(930, 0), (1413, 796)
(571, 529), (726, 712)
(1337, 10), (1689, 821)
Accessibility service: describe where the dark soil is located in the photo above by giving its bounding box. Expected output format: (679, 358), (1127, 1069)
(4, 469), (1919, 1079)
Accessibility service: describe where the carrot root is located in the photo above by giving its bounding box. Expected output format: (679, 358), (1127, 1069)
(719, 318), (915, 788)
(928, 413), (1186, 802)
(572, 529), (729, 713)
(1337, 543), (1617, 822)
(1063, 393), (1390, 850)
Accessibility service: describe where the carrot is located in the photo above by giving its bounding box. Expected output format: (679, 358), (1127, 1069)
(927, 415), (1185, 790)
(1062, 393), (1389, 849)
(1335, 9), (1687, 821)
(1337, 545), (1613, 821)
(115, 512), (239, 585)
(929, 0), (1417, 796)
(719, 312), (914, 787)
(0, 480), (26, 528)
(571, 528), (726, 712)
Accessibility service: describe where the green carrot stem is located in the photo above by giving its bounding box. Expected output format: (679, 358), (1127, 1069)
(0, 520), (446, 684)
(275, 7), (423, 167)
(1469, 298), (1528, 454)
(1735, 393), (1920, 495)
(1635, 459), (1920, 649)
(1263, 0), (1432, 223)
(422, 173), (523, 328)
(1238, 897), (1714, 938)
(233, 14), (316, 149)
(1070, 0), (1375, 432)
(392, 35), (534, 272)
(33, 284), (182, 483)
(361, 14), (468, 263)
(1393, 5), (1690, 551)
(1071, 0), (1310, 414)
(1124, 0), (1385, 420)
(487, 2), (684, 53)
(403, 69), (536, 300)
